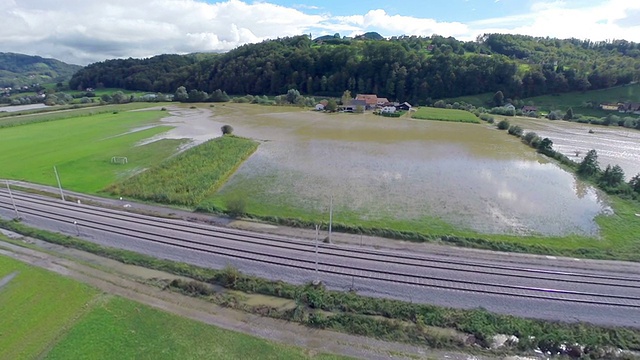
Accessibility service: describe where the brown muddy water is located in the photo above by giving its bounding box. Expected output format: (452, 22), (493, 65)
(211, 104), (612, 236)
(509, 117), (640, 179)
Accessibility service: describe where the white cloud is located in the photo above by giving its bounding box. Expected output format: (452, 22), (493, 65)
(0, 0), (639, 65)
(467, 0), (640, 42)
(0, 0), (325, 64)
(334, 10), (469, 38)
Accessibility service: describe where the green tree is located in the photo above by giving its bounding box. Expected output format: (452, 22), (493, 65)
(497, 119), (510, 130)
(325, 99), (338, 112)
(536, 137), (554, 155)
(100, 93), (112, 103)
(599, 164), (625, 188)
(111, 91), (128, 104)
(221, 124), (234, 135)
(629, 173), (640, 194)
(577, 149), (600, 178)
(341, 90), (352, 105)
(174, 86), (188, 102)
(493, 90), (504, 106)
(523, 131), (539, 145)
(285, 89), (301, 104)
(508, 125), (524, 137)
(563, 107), (574, 120)
(210, 89), (230, 102)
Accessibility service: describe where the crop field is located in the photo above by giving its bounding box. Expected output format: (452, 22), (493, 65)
(411, 107), (480, 123)
(108, 135), (259, 206)
(0, 255), (97, 360)
(46, 296), (347, 360)
(0, 107), (184, 193)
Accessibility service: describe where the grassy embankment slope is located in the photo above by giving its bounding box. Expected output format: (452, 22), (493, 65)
(0, 255), (347, 359)
(411, 107), (480, 123)
(0, 105), (183, 193)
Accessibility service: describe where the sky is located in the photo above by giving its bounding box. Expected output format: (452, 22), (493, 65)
(2, 0), (640, 65)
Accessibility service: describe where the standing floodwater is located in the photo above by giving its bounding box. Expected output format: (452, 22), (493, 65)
(213, 105), (609, 236)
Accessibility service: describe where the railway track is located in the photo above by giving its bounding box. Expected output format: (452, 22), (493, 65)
(1, 189), (640, 311)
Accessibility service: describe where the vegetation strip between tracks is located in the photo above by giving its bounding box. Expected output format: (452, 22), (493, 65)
(3, 188), (640, 287)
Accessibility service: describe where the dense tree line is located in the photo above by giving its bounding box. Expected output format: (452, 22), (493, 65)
(69, 54), (209, 93)
(69, 34), (640, 103)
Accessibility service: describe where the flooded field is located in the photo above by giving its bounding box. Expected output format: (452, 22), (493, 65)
(0, 103), (47, 112)
(509, 117), (640, 179)
(208, 104), (611, 236)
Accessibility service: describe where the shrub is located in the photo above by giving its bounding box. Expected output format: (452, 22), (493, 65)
(508, 125), (524, 137)
(546, 110), (563, 120)
(523, 131), (540, 146)
(221, 124), (234, 135)
(225, 195), (247, 218)
(497, 119), (510, 130)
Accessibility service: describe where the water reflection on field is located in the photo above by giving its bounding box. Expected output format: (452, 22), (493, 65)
(509, 117), (640, 179)
(214, 105), (608, 236)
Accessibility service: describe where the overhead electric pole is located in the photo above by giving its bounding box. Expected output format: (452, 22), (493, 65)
(5, 180), (20, 219)
(53, 166), (65, 201)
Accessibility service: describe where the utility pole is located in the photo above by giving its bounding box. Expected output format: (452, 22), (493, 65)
(5, 180), (20, 219)
(328, 195), (333, 244)
(314, 224), (320, 285)
(53, 166), (65, 201)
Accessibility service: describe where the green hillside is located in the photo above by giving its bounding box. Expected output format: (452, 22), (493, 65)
(447, 83), (640, 117)
(70, 34), (640, 103)
(0, 52), (82, 87)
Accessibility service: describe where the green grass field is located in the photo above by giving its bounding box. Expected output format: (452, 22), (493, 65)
(0, 102), (166, 125)
(46, 296), (347, 360)
(522, 84), (640, 117)
(0, 107), (183, 193)
(445, 84), (640, 118)
(0, 254), (348, 360)
(0, 255), (97, 360)
(411, 107), (480, 123)
(108, 135), (259, 206)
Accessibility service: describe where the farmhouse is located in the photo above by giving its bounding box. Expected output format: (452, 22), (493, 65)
(600, 103), (620, 111)
(522, 106), (538, 112)
(381, 106), (396, 113)
(619, 102), (640, 114)
(504, 103), (516, 111)
(376, 97), (390, 106)
(355, 94), (379, 110)
(315, 99), (328, 111)
(340, 99), (367, 112)
(396, 102), (412, 111)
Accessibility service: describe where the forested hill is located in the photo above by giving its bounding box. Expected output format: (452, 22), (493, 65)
(0, 53), (82, 87)
(69, 34), (640, 103)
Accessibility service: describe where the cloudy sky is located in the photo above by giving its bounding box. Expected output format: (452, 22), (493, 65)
(2, 0), (640, 65)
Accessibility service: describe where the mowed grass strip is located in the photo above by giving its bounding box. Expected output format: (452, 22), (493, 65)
(108, 135), (259, 206)
(411, 107), (480, 123)
(0, 255), (98, 360)
(0, 108), (182, 193)
(46, 296), (349, 360)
